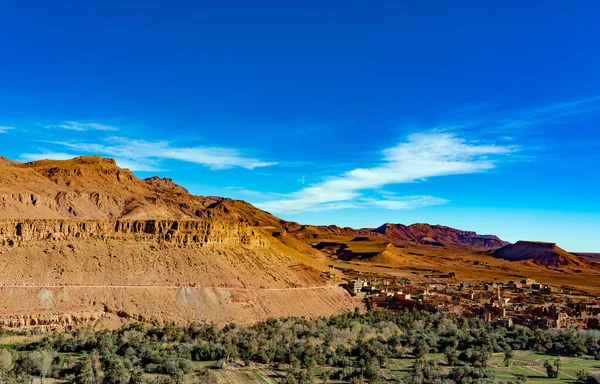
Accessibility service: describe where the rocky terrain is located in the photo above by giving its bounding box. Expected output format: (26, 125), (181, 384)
(492, 241), (589, 269)
(0, 156), (281, 226)
(0, 155), (596, 330)
(573, 253), (600, 263)
(373, 223), (508, 248)
(0, 217), (358, 330)
(0, 156), (361, 330)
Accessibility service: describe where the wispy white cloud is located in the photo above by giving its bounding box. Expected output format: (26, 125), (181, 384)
(256, 133), (517, 213)
(453, 95), (600, 134)
(527, 95), (600, 115)
(364, 195), (449, 210)
(32, 136), (277, 171)
(0, 125), (14, 133)
(45, 121), (119, 131)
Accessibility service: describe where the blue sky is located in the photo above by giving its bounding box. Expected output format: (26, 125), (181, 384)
(1, 1), (599, 251)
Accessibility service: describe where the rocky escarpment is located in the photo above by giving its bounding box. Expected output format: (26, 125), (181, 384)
(0, 217), (356, 330)
(0, 311), (104, 331)
(0, 219), (268, 248)
(374, 223), (508, 248)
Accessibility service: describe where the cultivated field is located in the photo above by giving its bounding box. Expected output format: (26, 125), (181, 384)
(205, 351), (600, 383)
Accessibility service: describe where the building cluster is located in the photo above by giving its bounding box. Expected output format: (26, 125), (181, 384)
(346, 276), (600, 330)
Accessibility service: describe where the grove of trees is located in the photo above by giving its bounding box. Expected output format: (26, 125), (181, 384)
(0, 309), (599, 383)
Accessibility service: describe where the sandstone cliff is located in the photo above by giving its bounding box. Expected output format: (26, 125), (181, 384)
(0, 217), (358, 330)
(0, 219), (267, 248)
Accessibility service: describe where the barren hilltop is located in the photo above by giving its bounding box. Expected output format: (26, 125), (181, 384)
(492, 241), (590, 269)
(0, 156), (597, 331)
(0, 156), (281, 225)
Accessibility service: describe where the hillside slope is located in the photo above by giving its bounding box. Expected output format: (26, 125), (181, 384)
(0, 218), (359, 329)
(0, 156), (281, 226)
(492, 241), (589, 269)
(0, 156), (360, 329)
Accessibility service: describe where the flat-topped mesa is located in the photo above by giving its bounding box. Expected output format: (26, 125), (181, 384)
(0, 219), (268, 248)
(374, 222), (508, 248)
(492, 240), (587, 269)
(513, 240), (556, 247)
(26, 155), (117, 167)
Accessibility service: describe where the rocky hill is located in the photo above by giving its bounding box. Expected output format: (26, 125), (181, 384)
(373, 223), (508, 248)
(492, 241), (589, 269)
(0, 216), (359, 330)
(0, 156), (281, 226)
(3, 155), (591, 330)
(0, 156), (360, 330)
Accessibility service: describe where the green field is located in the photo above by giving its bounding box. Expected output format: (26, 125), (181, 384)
(205, 351), (600, 383)
(386, 351), (600, 384)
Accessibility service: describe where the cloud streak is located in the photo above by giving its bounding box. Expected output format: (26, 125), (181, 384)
(0, 125), (14, 133)
(453, 95), (600, 134)
(256, 133), (517, 213)
(29, 136), (277, 171)
(45, 121), (119, 131)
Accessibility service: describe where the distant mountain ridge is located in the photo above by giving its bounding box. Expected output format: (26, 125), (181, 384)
(492, 241), (589, 269)
(1, 155), (510, 251)
(373, 223), (508, 248)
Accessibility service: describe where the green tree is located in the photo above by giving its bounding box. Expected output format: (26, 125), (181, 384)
(0, 349), (13, 375)
(28, 350), (54, 383)
(543, 360), (558, 379)
(447, 366), (497, 384)
(404, 358), (442, 384)
(413, 341), (429, 358)
(503, 347), (514, 367)
(444, 347), (458, 366)
(102, 356), (130, 384)
(73, 355), (96, 384)
(578, 370), (589, 383)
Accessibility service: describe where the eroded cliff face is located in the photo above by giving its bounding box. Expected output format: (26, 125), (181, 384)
(0, 310), (104, 331)
(0, 219), (268, 247)
(0, 218), (355, 330)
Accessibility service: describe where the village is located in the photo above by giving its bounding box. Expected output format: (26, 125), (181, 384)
(322, 267), (600, 330)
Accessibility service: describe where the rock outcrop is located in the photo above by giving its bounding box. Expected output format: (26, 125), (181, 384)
(0, 311), (103, 331)
(0, 219), (267, 248)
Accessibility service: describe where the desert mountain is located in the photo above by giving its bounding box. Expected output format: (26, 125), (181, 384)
(0, 156), (510, 251)
(373, 223), (508, 248)
(282, 222), (507, 250)
(573, 253), (600, 264)
(0, 156), (281, 226)
(3, 155), (593, 330)
(0, 156), (20, 166)
(0, 156), (360, 329)
(492, 241), (589, 269)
